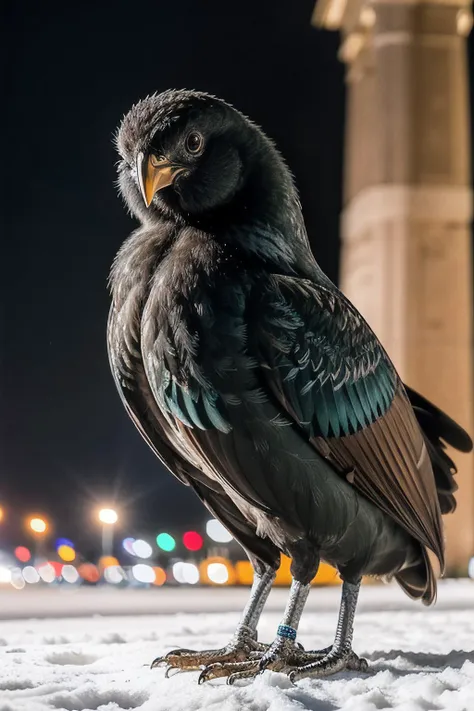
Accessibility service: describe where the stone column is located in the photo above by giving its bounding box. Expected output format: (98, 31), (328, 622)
(314, 0), (474, 572)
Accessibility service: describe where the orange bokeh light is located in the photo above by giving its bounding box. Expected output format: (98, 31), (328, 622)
(153, 566), (167, 586)
(77, 563), (100, 583)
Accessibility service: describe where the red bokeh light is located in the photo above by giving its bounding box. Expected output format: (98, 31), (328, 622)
(14, 546), (31, 563)
(182, 531), (203, 551)
(48, 561), (63, 577)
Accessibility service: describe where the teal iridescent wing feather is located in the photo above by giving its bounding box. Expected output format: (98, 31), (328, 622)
(257, 275), (397, 439)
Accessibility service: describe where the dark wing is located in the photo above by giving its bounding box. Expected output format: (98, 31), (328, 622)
(108, 303), (239, 494)
(107, 305), (192, 485)
(256, 275), (445, 569)
(405, 385), (472, 514)
(108, 303), (281, 568)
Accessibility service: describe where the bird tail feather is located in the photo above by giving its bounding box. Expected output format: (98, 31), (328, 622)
(394, 547), (437, 606)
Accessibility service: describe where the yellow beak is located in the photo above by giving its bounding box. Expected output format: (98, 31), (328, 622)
(136, 152), (183, 207)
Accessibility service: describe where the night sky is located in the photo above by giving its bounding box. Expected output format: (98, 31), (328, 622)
(3, 1), (471, 550)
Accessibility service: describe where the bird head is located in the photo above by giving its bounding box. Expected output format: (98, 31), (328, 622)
(116, 89), (295, 227)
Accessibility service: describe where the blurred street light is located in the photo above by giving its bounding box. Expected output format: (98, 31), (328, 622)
(98, 508), (118, 557)
(29, 517), (47, 534)
(27, 517), (49, 563)
(98, 508), (118, 524)
(0, 505), (4, 523)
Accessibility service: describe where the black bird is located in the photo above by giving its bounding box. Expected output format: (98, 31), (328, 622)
(108, 89), (472, 682)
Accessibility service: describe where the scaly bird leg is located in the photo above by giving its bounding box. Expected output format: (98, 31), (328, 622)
(200, 578), (368, 684)
(200, 577), (311, 683)
(152, 566), (275, 675)
(288, 579), (368, 681)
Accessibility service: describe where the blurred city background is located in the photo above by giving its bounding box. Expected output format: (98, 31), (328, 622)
(2, 0), (474, 594)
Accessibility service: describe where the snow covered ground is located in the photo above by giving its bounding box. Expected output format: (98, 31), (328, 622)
(0, 580), (473, 711)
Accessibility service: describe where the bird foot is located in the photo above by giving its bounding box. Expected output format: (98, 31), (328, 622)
(152, 628), (267, 676)
(288, 646), (368, 681)
(199, 636), (301, 684)
(198, 640), (367, 684)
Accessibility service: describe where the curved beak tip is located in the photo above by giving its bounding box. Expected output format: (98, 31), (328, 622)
(136, 152), (179, 208)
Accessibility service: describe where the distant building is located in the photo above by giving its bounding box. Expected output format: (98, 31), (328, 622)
(313, 0), (474, 572)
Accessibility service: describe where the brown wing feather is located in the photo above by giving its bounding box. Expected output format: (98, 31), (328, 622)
(312, 386), (445, 571)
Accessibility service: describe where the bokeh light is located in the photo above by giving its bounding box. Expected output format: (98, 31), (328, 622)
(49, 561), (64, 577)
(10, 568), (25, 589)
(122, 537), (136, 555)
(77, 563), (100, 583)
(58, 545), (75, 562)
(207, 562), (229, 584)
(131, 539), (153, 559)
(0, 566), (12, 584)
(14, 546), (31, 563)
(22, 566), (40, 584)
(156, 532), (176, 552)
(62, 565), (80, 584)
(468, 556), (474, 579)
(98, 508), (118, 525)
(182, 531), (203, 552)
(206, 519), (233, 543)
(38, 563), (56, 583)
(98, 556), (119, 569)
(104, 566), (126, 584)
(29, 517), (47, 534)
(132, 564), (155, 584)
(199, 556), (236, 585)
(153, 566), (166, 586)
(56, 537), (74, 549)
(173, 561), (199, 584)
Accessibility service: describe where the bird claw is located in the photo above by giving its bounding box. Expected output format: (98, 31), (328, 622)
(198, 659), (261, 684)
(153, 636), (266, 678)
(288, 648), (368, 681)
(151, 648), (202, 671)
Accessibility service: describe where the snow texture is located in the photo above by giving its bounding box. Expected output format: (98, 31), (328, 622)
(0, 580), (473, 711)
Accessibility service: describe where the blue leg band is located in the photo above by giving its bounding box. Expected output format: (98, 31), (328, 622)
(277, 624), (297, 640)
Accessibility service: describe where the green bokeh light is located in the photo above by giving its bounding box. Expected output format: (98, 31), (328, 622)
(156, 532), (176, 552)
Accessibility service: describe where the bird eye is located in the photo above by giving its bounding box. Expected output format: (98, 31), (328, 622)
(185, 131), (204, 155)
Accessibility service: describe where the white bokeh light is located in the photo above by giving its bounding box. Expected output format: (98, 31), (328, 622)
(132, 564), (156, 584)
(38, 563), (56, 583)
(23, 566), (40, 584)
(173, 561), (199, 585)
(104, 566), (125, 584)
(205, 519), (233, 543)
(131, 539), (153, 559)
(0, 566), (12, 584)
(61, 565), (79, 584)
(207, 562), (229, 584)
(10, 567), (25, 590)
(98, 508), (118, 524)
